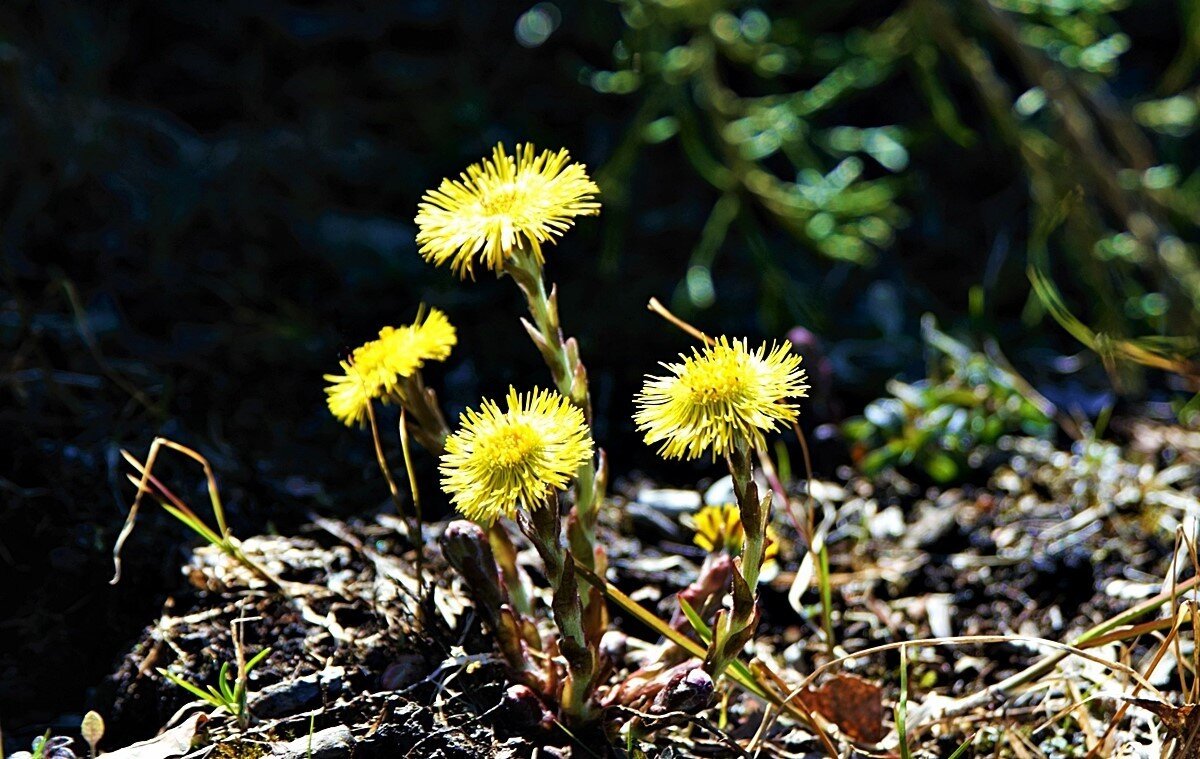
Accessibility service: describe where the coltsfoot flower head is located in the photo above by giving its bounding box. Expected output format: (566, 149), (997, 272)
(634, 337), (808, 460)
(440, 387), (593, 524)
(690, 504), (780, 564)
(415, 143), (600, 278)
(324, 361), (377, 428)
(324, 307), (457, 426)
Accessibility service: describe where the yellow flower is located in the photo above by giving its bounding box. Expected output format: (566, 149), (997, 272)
(634, 337), (808, 460)
(323, 361), (376, 428)
(371, 307), (457, 392)
(690, 503), (780, 564)
(440, 387), (593, 524)
(324, 307), (457, 426)
(414, 143), (600, 278)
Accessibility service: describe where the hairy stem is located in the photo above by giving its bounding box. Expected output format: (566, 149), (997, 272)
(705, 437), (766, 678)
(524, 498), (598, 724)
(504, 247), (604, 573)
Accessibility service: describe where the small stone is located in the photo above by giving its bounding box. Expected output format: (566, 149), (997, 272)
(703, 475), (769, 506)
(268, 726), (354, 758)
(636, 488), (702, 513)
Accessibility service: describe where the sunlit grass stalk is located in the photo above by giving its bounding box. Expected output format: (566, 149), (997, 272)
(366, 402), (409, 523)
(398, 410), (425, 584)
(816, 541), (836, 652)
(113, 439), (285, 595)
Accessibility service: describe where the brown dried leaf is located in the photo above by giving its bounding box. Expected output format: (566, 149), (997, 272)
(796, 674), (886, 744)
(1128, 698), (1200, 758)
(1126, 698), (1194, 736)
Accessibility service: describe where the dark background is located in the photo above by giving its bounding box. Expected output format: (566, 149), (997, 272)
(2, 0), (1197, 744)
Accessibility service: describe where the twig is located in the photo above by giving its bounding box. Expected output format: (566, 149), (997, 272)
(608, 704), (753, 758)
(647, 297), (714, 346)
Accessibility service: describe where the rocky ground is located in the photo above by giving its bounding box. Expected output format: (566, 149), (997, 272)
(8, 422), (1200, 758)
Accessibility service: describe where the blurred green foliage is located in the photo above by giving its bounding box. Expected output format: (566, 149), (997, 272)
(843, 316), (1057, 482)
(597, 0), (1200, 387)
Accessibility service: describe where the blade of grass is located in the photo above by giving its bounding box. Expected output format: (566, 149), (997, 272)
(678, 596), (713, 645)
(946, 735), (975, 759)
(158, 670), (222, 709)
(572, 559), (765, 699)
(896, 645), (912, 759)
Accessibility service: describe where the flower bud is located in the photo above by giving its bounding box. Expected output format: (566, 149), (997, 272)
(650, 664), (714, 715)
(599, 630), (627, 662)
(441, 520), (506, 626)
(501, 684), (554, 730)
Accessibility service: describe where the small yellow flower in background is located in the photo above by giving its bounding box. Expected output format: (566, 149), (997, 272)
(414, 143), (600, 278)
(372, 307), (457, 389)
(324, 361), (376, 428)
(634, 337), (809, 460)
(324, 308), (457, 427)
(440, 387), (593, 524)
(690, 504), (780, 564)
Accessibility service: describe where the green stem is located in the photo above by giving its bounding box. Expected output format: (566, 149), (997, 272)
(705, 438), (766, 678)
(524, 498), (598, 724)
(505, 247), (603, 560)
(395, 370), (451, 457)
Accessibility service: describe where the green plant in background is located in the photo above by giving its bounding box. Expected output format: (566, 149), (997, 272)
(598, 0), (908, 320)
(158, 647), (271, 731)
(843, 315), (1057, 482)
(599, 0), (1200, 395)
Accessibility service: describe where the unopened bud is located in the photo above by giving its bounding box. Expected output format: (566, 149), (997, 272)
(501, 684), (554, 729)
(599, 630), (627, 662)
(441, 520), (506, 624)
(651, 664), (714, 715)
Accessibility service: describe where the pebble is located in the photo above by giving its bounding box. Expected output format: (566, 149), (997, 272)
(636, 487), (702, 513)
(268, 726), (354, 758)
(704, 474), (771, 505)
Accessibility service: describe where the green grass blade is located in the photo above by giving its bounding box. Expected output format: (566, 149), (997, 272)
(245, 647), (272, 672)
(159, 502), (224, 547)
(677, 596), (713, 645)
(572, 559), (768, 700)
(946, 734), (975, 759)
(158, 669), (223, 709)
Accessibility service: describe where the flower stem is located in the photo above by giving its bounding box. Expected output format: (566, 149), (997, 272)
(504, 248), (604, 565)
(705, 438), (767, 678)
(524, 497), (598, 724)
(395, 370), (451, 457)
